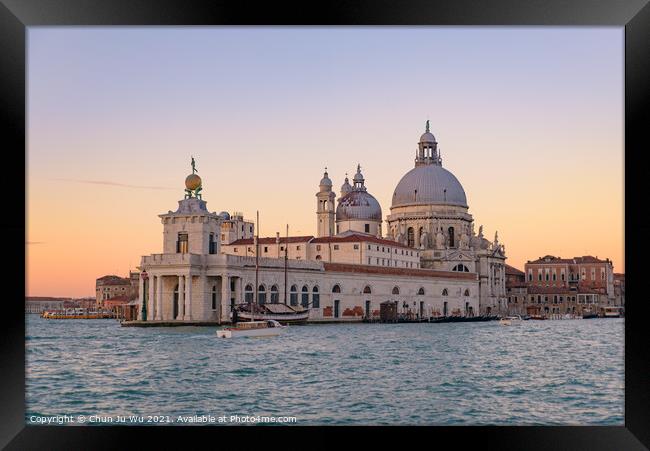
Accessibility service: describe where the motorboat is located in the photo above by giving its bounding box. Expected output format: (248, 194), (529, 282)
(499, 315), (523, 326)
(216, 320), (287, 338)
(603, 306), (623, 318)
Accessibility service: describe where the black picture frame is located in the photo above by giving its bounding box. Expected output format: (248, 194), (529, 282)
(3, 1), (648, 449)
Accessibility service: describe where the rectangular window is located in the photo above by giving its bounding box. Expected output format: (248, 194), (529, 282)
(296, 246), (301, 250)
(177, 233), (188, 254)
(234, 247), (238, 253)
(264, 246), (268, 253)
(280, 246), (284, 251)
(368, 257), (371, 265)
(209, 233), (216, 254)
(221, 234), (225, 241)
(316, 245), (321, 251)
(365, 224), (370, 233)
(333, 245), (339, 250)
(353, 244), (359, 250)
(368, 245), (371, 250)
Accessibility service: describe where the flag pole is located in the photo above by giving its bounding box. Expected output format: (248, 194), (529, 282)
(284, 223), (289, 304)
(254, 210), (259, 321)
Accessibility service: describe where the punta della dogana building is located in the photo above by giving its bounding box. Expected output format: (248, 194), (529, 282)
(135, 123), (507, 324)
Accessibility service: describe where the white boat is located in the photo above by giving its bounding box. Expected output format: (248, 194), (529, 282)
(603, 306), (623, 318)
(499, 315), (523, 326)
(216, 320), (287, 338)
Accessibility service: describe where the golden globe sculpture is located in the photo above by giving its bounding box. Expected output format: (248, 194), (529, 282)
(185, 173), (202, 191)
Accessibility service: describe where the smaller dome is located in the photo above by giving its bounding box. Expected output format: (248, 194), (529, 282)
(185, 173), (202, 190)
(319, 170), (332, 189)
(340, 175), (352, 196)
(336, 190), (382, 221)
(420, 132), (436, 143)
(218, 211), (231, 220)
(353, 166), (364, 183)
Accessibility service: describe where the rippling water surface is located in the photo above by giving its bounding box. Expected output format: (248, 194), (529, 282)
(26, 315), (624, 425)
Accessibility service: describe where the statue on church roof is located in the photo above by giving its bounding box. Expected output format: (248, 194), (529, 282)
(185, 156), (203, 199)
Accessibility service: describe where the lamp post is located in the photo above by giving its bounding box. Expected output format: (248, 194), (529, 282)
(141, 270), (148, 321)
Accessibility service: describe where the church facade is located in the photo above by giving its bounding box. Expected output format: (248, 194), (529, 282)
(136, 123), (506, 324)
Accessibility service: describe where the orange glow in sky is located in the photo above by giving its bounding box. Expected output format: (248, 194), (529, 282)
(27, 28), (623, 297)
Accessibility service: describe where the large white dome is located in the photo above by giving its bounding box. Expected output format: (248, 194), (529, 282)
(391, 164), (467, 208)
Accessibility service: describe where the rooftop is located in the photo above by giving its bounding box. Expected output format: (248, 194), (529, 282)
(323, 262), (476, 280)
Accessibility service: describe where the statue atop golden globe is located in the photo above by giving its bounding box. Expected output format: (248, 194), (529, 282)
(184, 156), (202, 199)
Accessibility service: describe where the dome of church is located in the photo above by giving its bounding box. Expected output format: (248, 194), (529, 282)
(391, 164), (467, 208)
(336, 190), (382, 221)
(319, 171), (332, 188)
(218, 211), (231, 220)
(340, 175), (352, 196)
(420, 131), (436, 143)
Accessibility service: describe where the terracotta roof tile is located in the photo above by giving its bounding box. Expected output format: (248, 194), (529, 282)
(312, 234), (413, 250)
(323, 262), (476, 280)
(504, 264), (525, 276)
(228, 236), (315, 246)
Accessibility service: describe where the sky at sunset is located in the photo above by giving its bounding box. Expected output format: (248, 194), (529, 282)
(27, 27), (624, 297)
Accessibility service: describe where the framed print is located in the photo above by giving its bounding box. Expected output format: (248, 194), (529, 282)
(3, 0), (649, 449)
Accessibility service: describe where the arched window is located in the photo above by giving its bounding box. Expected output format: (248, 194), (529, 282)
(417, 287), (425, 295)
(464, 289), (470, 297)
(392, 286), (400, 295)
(312, 286), (320, 308)
(442, 289), (448, 296)
(212, 285), (217, 310)
(315, 255), (322, 260)
(332, 284), (341, 293)
(245, 284), (254, 303)
(448, 227), (455, 248)
(407, 227), (414, 248)
(363, 286), (372, 294)
(301, 285), (309, 307)
(258, 285), (266, 305)
(290, 285), (298, 306)
(270, 285), (279, 304)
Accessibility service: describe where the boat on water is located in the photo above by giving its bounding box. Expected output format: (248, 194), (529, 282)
(216, 320), (287, 338)
(602, 306), (624, 318)
(216, 212), (290, 339)
(41, 308), (115, 319)
(234, 303), (309, 324)
(499, 315), (523, 326)
(582, 308), (598, 319)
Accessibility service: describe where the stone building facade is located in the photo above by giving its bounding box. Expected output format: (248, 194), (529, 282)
(96, 275), (137, 307)
(518, 255), (616, 316)
(136, 123), (509, 323)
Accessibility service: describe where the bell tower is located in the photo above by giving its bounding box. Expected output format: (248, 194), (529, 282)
(316, 168), (336, 237)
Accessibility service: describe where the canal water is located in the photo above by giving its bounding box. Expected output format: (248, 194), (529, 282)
(25, 315), (624, 425)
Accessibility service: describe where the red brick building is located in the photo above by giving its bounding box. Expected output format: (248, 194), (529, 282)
(523, 255), (615, 316)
